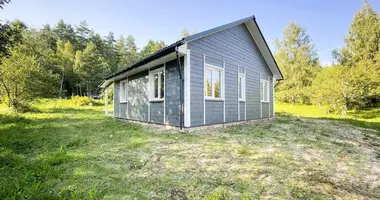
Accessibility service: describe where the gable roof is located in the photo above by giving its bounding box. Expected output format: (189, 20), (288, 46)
(101, 15), (283, 88)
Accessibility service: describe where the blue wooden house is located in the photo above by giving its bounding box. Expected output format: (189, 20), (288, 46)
(100, 16), (283, 129)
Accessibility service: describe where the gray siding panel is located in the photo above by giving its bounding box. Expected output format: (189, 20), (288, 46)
(128, 71), (149, 121)
(188, 23), (273, 124)
(246, 71), (261, 120)
(225, 62), (238, 123)
(205, 101), (224, 124)
(150, 102), (164, 124)
(205, 56), (223, 68)
(190, 52), (205, 126)
(165, 58), (184, 126)
(113, 80), (120, 118)
(262, 103), (270, 118)
(239, 102), (245, 120)
(119, 103), (128, 119)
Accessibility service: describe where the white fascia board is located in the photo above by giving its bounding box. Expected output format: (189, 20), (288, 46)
(245, 21), (283, 80)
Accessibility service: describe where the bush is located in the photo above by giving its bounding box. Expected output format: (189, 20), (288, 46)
(71, 96), (102, 106)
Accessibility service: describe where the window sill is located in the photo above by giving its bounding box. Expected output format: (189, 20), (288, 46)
(239, 100), (246, 102)
(261, 101), (270, 103)
(205, 97), (224, 101)
(150, 99), (164, 102)
(120, 101), (128, 104)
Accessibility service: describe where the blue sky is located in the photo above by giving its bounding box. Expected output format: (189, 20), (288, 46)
(1, 0), (379, 65)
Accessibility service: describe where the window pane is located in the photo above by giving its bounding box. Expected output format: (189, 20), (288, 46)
(205, 69), (212, 97)
(238, 76), (242, 99)
(214, 70), (221, 98)
(160, 72), (164, 98)
(154, 74), (159, 98)
(121, 82), (125, 101)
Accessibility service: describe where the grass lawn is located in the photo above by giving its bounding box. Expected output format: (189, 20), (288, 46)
(0, 100), (379, 199)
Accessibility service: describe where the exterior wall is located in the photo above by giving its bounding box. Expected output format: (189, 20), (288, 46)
(112, 58), (183, 126)
(113, 80), (120, 117)
(239, 102), (246, 120)
(188, 23), (273, 126)
(128, 71), (149, 121)
(205, 101), (224, 125)
(189, 51), (205, 126)
(165, 58), (184, 126)
(150, 102), (164, 124)
(224, 62), (238, 123)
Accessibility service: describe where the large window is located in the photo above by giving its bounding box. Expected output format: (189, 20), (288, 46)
(120, 79), (128, 103)
(149, 68), (165, 101)
(260, 79), (269, 102)
(238, 73), (245, 101)
(204, 65), (223, 99)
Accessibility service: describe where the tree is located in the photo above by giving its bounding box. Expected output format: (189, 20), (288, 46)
(332, 1), (380, 108)
(274, 22), (320, 104)
(139, 40), (165, 59)
(0, 44), (58, 111)
(0, 0), (10, 9)
(56, 40), (75, 97)
(104, 32), (119, 73)
(0, 20), (26, 59)
(74, 42), (109, 95)
(115, 35), (138, 71)
(311, 66), (351, 114)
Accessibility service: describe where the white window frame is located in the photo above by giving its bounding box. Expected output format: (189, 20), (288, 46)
(119, 79), (128, 103)
(149, 67), (165, 102)
(261, 79), (269, 103)
(204, 64), (224, 100)
(238, 73), (246, 102)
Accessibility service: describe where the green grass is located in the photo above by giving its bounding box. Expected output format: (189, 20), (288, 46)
(276, 102), (380, 132)
(0, 100), (379, 199)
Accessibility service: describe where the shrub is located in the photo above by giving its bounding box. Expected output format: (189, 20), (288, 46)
(71, 96), (102, 106)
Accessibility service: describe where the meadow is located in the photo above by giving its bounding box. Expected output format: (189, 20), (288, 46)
(0, 99), (379, 199)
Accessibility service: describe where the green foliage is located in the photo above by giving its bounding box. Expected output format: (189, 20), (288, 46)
(0, 44), (58, 112)
(74, 42), (109, 95)
(329, 1), (380, 109)
(139, 39), (165, 59)
(70, 96), (102, 106)
(274, 22), (321, 104)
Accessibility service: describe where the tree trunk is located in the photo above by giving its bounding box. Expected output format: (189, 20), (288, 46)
(59, 72), (65, 98)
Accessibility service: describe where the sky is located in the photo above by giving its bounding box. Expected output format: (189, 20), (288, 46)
(1, 0), (379, 66)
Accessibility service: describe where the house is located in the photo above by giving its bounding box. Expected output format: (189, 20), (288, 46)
(100, 15), (284, 129)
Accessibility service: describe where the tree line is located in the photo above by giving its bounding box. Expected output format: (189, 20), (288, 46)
(0, 13), (168, 110)
(275, 1), (380, 114)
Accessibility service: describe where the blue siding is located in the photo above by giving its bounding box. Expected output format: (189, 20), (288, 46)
(205, 56), (223, 68)
(205, 101), (224, 124)
(165, 58), (184, 126)
(113, 80), (120, 117)
(190, 51), (205, 126)
(128, 71), (149, 121)
(188, 23), (273, 125)
(119, 103), (128, 118)
(150, 102), (164, 124)
(262, 103), (270, 118)
(239, 102), (245, 120)
(225, 62), (238, 123)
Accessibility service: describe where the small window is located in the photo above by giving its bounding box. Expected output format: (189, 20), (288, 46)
(149, 68), (165, 101)
(238, 73), (245, 101)
(120, 79), (128, 102)
(204, 65), (223, 100)
(261, 79), (269, 102)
